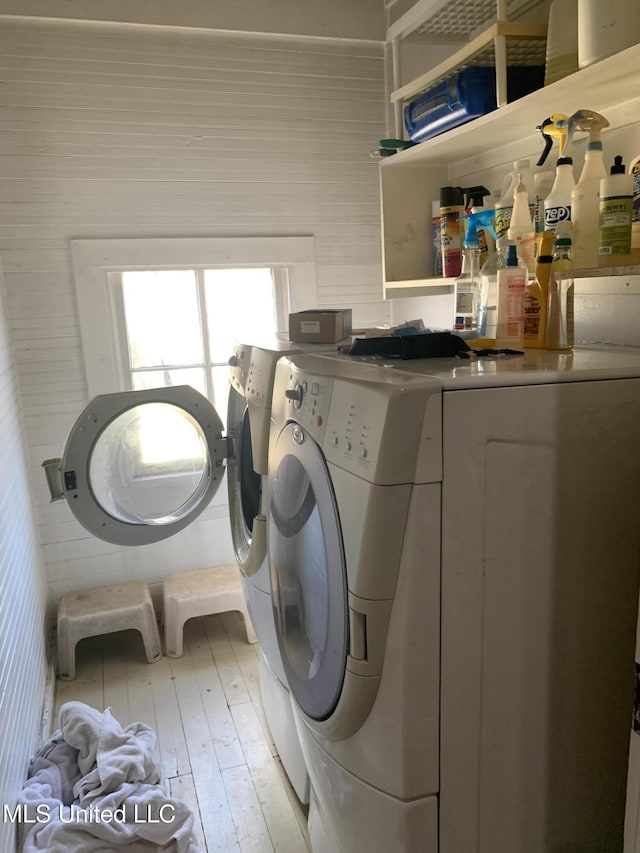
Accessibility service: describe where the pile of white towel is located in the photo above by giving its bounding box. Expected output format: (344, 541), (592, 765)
(18, 701), (201, 853)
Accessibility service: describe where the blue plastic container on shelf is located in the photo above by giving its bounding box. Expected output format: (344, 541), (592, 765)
(404, 66), (544, 143)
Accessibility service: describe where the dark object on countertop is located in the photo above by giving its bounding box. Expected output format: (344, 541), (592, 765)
(344, 332), (524, 359)
(348, 331), (469, 359)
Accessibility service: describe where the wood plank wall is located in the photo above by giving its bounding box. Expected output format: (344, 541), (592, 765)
(0, 18), (387, 608)
(0, 265), (48, 852)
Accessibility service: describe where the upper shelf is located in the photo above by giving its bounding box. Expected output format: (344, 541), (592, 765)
(390, 20), (547, 105)
(382, 41), (640, 170)
(387, 0), (536, 42)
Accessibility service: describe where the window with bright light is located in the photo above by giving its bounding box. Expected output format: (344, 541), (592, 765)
(120, 267), (277, 426)
(71, 237), (317, 475)
(119, 267), (278, 470)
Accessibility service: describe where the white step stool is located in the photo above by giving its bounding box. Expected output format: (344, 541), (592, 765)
(163, 565), (257, 657)
(57, 581), (162, 680)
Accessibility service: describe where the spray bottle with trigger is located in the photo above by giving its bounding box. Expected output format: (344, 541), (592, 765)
(453, 209), (497, 338)
(562, 110), (609, 268)
(464, 186), (494, 268)
(537, 114), (576, 236)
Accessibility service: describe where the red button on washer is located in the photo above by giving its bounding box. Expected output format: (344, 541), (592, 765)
(316, 415), (323, 427)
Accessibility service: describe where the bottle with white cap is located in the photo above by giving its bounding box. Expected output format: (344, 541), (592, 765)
(507, 174), (536, 275)
(598, 154), (633, 263)
(495, 159), (534, 244)
(544, 156), (576, 233)
(569, 110), (609, 268)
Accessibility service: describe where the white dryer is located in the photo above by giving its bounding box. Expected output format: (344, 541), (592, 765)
(226, 338), (310, 802)
(42, 339), (312, 803)
(268, 347), (640, 853)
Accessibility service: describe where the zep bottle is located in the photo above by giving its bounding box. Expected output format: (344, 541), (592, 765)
(544, 157), (576, 233)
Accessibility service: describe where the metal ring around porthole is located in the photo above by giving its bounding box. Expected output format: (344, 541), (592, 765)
(61, 386), (225, 546)
(268, 422), (348, 722)
(227, 386), (266, 576)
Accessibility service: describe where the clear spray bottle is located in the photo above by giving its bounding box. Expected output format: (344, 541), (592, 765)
(453, 218), (482, 333)
(546, 235), (574, 350)
(566, 110), (609, 268)
(458, 210), (498, 339)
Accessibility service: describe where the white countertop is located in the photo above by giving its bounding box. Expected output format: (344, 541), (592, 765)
(314, 345), (640, 390)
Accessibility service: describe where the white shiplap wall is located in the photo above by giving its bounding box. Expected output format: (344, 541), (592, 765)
(0, 264), (49, 852)
(0, 18), (388, 607)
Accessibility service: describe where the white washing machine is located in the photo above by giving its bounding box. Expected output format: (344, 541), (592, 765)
(268, 347), (640, 853)
(226, 339), (310, 802)
(42, 338), (312, 802)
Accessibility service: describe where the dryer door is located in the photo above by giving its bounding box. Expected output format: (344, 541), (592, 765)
(227, 383), (266, 578)
(268, 422), (348, 721)
(44, 386), (226, 546)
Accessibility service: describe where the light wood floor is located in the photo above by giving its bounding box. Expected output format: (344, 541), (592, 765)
(53, 612), (310, 853)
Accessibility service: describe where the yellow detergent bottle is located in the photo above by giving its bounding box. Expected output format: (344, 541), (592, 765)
(525, 230), (555, 347)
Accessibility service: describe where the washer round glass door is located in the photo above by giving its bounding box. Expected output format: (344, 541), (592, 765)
(227, 383), (263, 571)
(268, 422), (348, 721)
(61, 386), (226, 546)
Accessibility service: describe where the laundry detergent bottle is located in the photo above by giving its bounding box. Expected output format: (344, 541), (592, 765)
(525, 230), (555, 347)
(599, 154), (633, 262)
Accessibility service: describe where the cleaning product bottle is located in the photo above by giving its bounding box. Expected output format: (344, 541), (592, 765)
(630, 154), (640, 262)
(546, 235), (574, 350)
(537, 114), (576, 233)
(432, 200), (443, 276)
(478, 238), (508, 343)
(525, 230), (555, 347)
(598, 155), (633, 263)
(494, 160), (534, 243)
(495, 243), (526, 350)
(507, 174), (536, 275)
(453, 220), (482, 332)
(567, 110), (609, 268)
(440, 186), (465, 278)
(533, 170), (555, 249)
(465, 186), (494, 267)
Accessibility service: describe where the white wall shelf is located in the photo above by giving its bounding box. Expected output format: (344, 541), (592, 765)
(380, 41), (640, 297)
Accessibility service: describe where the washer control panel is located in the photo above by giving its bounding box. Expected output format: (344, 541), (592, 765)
(272, 355), (442, 485)
(280, 372), (331, 443)
(229, 344), (250, 393)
